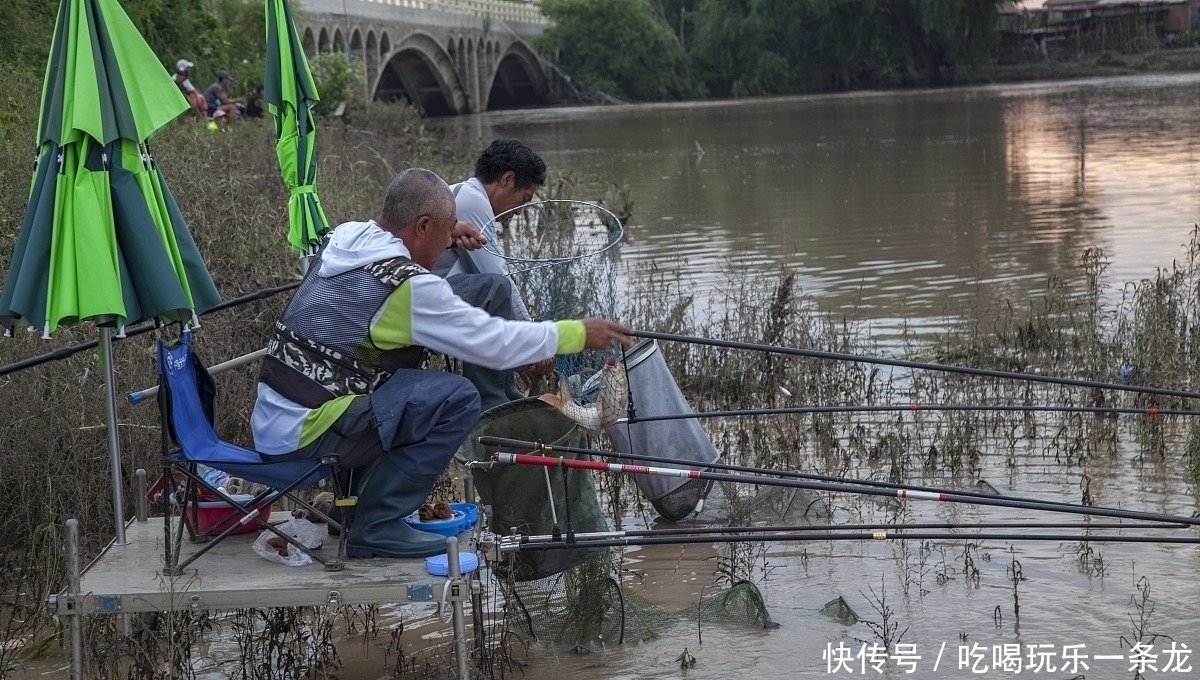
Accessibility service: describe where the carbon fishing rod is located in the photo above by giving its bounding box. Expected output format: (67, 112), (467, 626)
(479, 435), (1108, 514)
(0, 281), (299, 377)
(489, 452), (1200, 527)
(632, 330), (1200, 402)
(618, 403), (1200, 423)
(512, 521), (1185, 544)
(493, 530), (1200, 552)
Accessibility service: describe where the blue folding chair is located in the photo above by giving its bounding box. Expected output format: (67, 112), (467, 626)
(157, 331), (353, 573)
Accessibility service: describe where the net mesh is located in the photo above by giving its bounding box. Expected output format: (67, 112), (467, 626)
(468, 205), (769, 645)
(651, 477), (715, 522)
(489, 199), (622, 396)
(497, 552), (773, 646)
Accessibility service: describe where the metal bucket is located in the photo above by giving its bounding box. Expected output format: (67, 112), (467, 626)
(606, 339), (720, 521)
(455, 397), (606, 580)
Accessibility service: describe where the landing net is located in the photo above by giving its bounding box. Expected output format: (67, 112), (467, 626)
(489, 199), (622, 396)
(499, 552), (774, 646)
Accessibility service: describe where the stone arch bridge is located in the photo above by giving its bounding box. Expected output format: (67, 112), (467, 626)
(296, 0), (550, 115)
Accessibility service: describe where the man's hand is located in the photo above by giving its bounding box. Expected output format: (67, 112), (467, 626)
(580, 318), (634, 350)
(449, 221), (487, 251)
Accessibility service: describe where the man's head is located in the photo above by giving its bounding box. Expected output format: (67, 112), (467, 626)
(474, 139), (546, 217)
(379, 168), (456, 269)
(176, 59), (193, 74)
(217, 69), (235, 86)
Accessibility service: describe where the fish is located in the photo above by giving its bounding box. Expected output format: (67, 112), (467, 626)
(540, 356), (628, 431)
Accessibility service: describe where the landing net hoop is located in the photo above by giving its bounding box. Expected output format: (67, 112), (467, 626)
(483, 199), (625, 277)
(484, 199), (624, 396)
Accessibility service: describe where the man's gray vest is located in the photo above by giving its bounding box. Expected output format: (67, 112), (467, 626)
(259, 256), (430, 408)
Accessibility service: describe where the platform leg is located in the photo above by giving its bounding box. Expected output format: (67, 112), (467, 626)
(447, 537), (468, 680)
(66, 518), (82, 680)
(135, 469), (148, 522)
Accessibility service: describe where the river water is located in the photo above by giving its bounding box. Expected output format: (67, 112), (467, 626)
(427, 75), (1200, 679)
(24, 76), (1200, 680)
(445, 73), (1200, 344)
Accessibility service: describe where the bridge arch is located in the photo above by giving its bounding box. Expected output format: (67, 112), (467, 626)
(294, 3), (549, 115)
(303, 27), (315, 57)
(373, 31), (467, 116)
(483, 41), (547, 111)
(366, 31), (379, 87)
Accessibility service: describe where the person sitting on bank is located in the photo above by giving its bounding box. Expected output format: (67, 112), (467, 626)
(433, 138), (550, 412)
(251, 168), (633, 559)
(203, 69), (244, 125)
(172, 59), (206, 119)
(242, 86), (265, 119)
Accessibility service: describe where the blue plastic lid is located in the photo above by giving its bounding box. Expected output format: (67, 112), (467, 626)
(425, 552), (479, 576)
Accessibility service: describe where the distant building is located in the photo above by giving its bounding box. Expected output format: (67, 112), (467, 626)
(1000, 0), (1200, 54)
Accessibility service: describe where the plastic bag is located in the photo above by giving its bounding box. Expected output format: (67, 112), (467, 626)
(252, 518), (322, 567)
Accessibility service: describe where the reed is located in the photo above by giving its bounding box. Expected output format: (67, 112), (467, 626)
(4, 57), (1200, 672)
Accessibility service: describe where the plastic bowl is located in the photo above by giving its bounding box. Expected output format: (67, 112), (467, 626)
(403, 510), (469, 537)
(425, 551), (479, 576)
(450, 502), (479, 526)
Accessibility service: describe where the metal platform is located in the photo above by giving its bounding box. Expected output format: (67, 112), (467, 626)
(59, 514), (448, 616)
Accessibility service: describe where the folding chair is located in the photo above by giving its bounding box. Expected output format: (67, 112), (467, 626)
(157, 330), (354, 574)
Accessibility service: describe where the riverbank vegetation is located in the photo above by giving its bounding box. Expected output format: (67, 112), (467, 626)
(535, 0), (1200, 101)
(4, 2), (1200, 677)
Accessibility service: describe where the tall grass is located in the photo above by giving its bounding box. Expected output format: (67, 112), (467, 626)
(0, 64), (472, 675)
(4, 59), (1200, 675)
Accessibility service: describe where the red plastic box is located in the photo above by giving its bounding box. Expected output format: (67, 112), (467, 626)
(186, 494), (274, 535)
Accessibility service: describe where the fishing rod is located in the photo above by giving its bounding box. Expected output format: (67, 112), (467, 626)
(512, 521), (1185, 544)
(0, 281), (299, 377)
(619, 403), (1200, 424)
(632, 330), (1200, 402)
(489, 452), (1200, 527)
(492, 530), (1200, 552)
(479, 436), (1106, 514)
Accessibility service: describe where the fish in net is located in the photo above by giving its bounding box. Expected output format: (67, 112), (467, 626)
(466, 203), (772, 646)
(488, 199), (622, 390)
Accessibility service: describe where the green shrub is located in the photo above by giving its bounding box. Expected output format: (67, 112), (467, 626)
(310, 52), (366, 119)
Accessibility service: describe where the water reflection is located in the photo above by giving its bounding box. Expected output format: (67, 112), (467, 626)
(437, 73), (1200, 342)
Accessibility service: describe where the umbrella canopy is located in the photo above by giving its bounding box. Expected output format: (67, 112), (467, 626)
(265, 0), (330, 255)
(0, 0), (221, 547)
(0, 0), (220, 336)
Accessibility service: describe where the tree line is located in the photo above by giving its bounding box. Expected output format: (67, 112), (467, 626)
(534, 0), (1005, 102)
(1, 0), (267, 92)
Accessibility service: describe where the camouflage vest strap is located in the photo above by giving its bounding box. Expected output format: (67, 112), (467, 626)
(259, 256), (429, 409)
(365, 256), (428, 288)
(262, 321), (381, 407)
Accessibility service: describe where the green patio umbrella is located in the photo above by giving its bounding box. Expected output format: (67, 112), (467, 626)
(0, 0), (221, 546)
(265, 0), (330, 261)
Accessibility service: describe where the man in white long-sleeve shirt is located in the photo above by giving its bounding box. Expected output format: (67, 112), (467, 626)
(433, 139), (547, 411)
(252, 168), (632, 558)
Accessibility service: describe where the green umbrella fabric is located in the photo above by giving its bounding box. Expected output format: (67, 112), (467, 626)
(39, 0), (187, 147)
(0, 0), (219, 336)
(265, 0), (330, 254)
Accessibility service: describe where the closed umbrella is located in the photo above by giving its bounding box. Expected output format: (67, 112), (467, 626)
(0, 0), (221, 545)
(265, 0), (330, 261)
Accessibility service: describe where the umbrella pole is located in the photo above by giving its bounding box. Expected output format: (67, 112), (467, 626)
(101, 327), (128, 546)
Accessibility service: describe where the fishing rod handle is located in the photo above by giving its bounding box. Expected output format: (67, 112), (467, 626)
(478, 435), (547, 451)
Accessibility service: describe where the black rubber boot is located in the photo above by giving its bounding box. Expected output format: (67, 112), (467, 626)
(344, 454), (447, 559)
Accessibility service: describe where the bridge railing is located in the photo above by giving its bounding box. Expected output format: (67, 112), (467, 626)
(362, 0), (548, 25)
